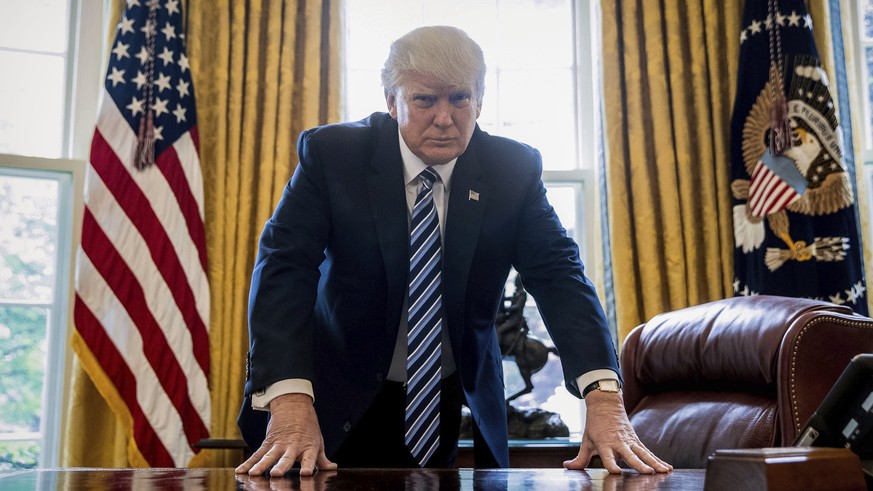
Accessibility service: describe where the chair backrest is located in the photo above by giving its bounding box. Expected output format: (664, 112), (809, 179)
(621, 295), (873, 468)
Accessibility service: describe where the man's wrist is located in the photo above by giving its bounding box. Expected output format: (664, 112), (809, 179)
(269, 392), (314, 411)
(582, 379), (621, 398)
(251, 378), (314, 411)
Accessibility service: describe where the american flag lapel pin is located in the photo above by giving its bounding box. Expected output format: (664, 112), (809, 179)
(469, 190), (480, 201)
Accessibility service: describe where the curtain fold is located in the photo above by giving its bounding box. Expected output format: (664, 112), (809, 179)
(600, 0), (742, 340)
(63, 0), (341, 468)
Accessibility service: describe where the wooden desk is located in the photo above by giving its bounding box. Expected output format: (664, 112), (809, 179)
(457, 438), (580, 467)
(1, 468), (705, 490)
(196, 437), (583, 468)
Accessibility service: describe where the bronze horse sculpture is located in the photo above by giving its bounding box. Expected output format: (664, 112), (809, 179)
(496, 274), (559, 402)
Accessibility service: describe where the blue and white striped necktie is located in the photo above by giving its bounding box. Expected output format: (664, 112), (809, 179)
(406, 167), (443, 467)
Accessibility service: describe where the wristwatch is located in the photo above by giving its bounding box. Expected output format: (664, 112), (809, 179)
(582, 379), (621, 398)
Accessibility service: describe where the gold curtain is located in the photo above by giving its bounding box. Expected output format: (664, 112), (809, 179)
(62, 0), (341, 468)
(601, 0), (846, 341)
(600, 0), (742, 340)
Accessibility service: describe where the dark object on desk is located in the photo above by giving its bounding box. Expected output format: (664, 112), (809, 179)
(621, 295), (873, 468)
(704, 447), (865, 491)
(795, 353), (873, 485)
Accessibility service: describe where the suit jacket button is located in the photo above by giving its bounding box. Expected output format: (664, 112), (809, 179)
(376, 372), (383, 382)
(343, 422), (352, 432)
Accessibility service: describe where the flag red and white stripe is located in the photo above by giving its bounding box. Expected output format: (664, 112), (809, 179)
(747, 159), (802, 217)
(73, 0), (209, 467)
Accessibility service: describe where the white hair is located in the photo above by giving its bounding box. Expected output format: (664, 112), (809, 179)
(381, 26), (486, 101)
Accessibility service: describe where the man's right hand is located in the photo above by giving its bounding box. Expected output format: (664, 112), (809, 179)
(235, 393), (338, 477)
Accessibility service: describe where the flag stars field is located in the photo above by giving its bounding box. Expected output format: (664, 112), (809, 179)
(162, 22), (177, 41)
(135, 46), (150, 64)
(178, 53), (190, 73)
(108, 67), (126, 87)
(113, 41), (130, 59)
(153, 98), (169, 118)
(173, 104), (187, 123)
(158, 47), (175, 66)
(176, 79), (189, 98)
(739, 10), (812, 44)
(127, 96), (144, 116)
(155, 73), (172, 92)
(120, 17), (135, 35)
(133, 71), (147, 89)
(141, 20), (156, 37)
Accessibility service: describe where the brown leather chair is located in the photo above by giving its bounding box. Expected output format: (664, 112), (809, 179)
(621, 295), (873, 468)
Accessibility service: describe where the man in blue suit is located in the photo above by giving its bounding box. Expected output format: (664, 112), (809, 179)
(236, 26), (670, 476)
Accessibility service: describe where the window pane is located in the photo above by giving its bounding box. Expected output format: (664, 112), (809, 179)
(345, 0), (423, 70)
(498, 69), (577, 170)
(866, 0), (873, 41)
(0, 51), (66, 158)
(0, 305), (48, 470)
(0, 175), (59, 302)
(346, 69), (386, 122)
(866, 46), (873, 151)
(0, 0), (69, 53)
(423, 0), (499, 68)
(0, 441), (40, 471)
(546, 185), (578, 241)
(498, 0), (573, 69)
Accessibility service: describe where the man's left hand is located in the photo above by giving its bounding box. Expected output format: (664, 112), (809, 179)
(563, 390), (673, 474)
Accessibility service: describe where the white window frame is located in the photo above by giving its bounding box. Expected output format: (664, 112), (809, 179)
(847, 0), (873, 164)
(845, 0), (873, 270)
(541, 0), (602, 282)
(0, 0), (104, 467)
(0, 158), (84, 468)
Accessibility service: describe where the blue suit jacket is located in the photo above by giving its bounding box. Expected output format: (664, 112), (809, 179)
(238, 113), (619, 467)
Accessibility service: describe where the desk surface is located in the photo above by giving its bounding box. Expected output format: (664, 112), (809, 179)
(0, 467), (705, 490)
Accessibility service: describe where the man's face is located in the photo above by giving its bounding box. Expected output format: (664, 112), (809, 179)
(387, 73), (482, 166)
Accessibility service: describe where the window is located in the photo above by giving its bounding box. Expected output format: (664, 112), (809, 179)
(0, 162), (81, 470)
(848, 1), (873, 259)
(0, 0), (101, 469)
(854, 0), (873, 161)
(344, 0), (604, 436)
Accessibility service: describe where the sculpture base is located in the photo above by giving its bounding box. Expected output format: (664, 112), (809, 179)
(459, 403), (569, 439)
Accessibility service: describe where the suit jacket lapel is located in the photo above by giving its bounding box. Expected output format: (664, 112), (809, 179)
(366, 119), (408, 335)
(444, 131), (489, 355)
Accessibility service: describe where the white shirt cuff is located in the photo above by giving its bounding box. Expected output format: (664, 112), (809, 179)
(251, 378), (314, 411)
(575, 369), (621, 396)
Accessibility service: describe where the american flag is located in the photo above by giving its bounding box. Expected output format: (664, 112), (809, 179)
(73, 0), (210, 467)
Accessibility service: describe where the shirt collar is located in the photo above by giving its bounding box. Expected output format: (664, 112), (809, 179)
(399, 127), (456, 190)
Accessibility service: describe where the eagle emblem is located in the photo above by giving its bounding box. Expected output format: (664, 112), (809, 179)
(732, 56), (854, 271)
